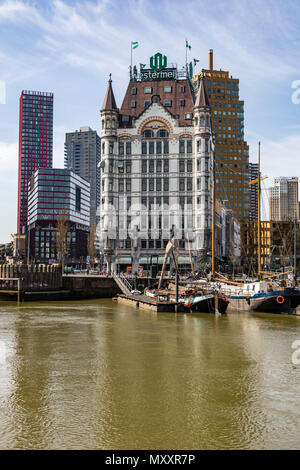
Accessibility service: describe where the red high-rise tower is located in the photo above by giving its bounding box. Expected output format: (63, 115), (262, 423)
(17, 90), (53, 234)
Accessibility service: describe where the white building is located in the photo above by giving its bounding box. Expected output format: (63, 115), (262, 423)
(99, 53), (214, 274)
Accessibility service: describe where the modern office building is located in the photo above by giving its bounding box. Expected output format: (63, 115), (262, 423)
(64, 126), (101, 226)
(248, 162), (259, 220)
(269, 177), (299, 221)
(193, 50), (249, 220)
(27, 168), (90, 262)
(17, 90), (53, 234)
(100, 52), (214, 274)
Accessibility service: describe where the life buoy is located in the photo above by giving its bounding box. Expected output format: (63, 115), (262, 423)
(276, 295), (285, 304)
(221, 295), (228, 302)
(185, 302), (191, 308)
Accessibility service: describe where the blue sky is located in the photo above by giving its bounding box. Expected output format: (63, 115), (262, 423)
(0, 0), (300, 242)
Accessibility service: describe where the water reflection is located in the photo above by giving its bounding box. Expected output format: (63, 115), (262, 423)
(0, 301), (299, 449)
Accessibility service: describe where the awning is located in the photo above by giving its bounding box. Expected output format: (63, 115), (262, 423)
(178, 256), (191, 264)
(116, 256), (132, 264)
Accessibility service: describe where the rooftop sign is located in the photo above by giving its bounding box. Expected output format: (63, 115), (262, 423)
(132, 51), (186, 81)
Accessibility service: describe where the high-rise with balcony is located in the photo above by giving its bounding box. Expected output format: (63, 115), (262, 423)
(17, 90), (53, 234)
(193, 50), (249, 220)
(269, 177), (299, 221)
(64, 127), (101, 226)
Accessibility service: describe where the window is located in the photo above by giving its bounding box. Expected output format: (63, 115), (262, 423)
(144, 87), (152, 94)
(119, 142), (124, 155)
(179, 179), (185, 191)
(180, 85), (185, 92)
(142, 130), (154, 138)
(179, 140), (185, 153)
(142, 160), (147, 173)
(126, 180), (131, 193)
(157, 129), (168, 137)
(131, 87), (137, 95)
(164, 86), (172, 92)
(149, 179), (154, 191)
(149, 160), (154, 173)
(180, 100), (185, 106)
(156, 178), (162, 191)
(131, 101), (136, 108)
(179, 160), (185, 173)
(156, 160), (162, 172)
(149, 142), (154, 154)
(144, 101), (150, 107)
(164, 100), (171, 107)
(187, 140), (192, 153)
(187, 178), (193, 191)
(142, 142), (147, 155)
(163, 178), (169, 191)
(109, 141), (114, 154)
(185, 113), (191, 119)
(163, 160), (169, 172)
(156, 141), (162, 154)
(187, 160), (192, 172)
(163, 141), (169, 154)
(126, 141), (131, 155)
(142, 179), (147, 191)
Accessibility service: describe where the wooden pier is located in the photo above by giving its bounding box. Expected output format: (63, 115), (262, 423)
(114, 293), (185, 313)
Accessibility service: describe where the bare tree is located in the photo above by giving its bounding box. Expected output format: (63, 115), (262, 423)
(88, 221), (97, 268)
(56, 211), (69, 273)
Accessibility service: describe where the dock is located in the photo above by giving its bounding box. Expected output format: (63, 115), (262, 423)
(114, 293), (185, 312)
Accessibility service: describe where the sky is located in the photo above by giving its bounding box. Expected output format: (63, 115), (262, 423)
(0, 0), (300, 242)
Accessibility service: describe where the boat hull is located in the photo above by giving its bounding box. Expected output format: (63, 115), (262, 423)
(227, 289), (300, 315)
(188, 295), (229, 314)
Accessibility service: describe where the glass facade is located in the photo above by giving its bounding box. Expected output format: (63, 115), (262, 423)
(17, 90), (54, 233)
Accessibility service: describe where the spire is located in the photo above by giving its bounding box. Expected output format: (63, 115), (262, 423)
(194, 76), (210, 108)
(102, 74), (118, 111)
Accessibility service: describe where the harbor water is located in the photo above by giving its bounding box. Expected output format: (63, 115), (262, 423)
(0, 299), (299, 449)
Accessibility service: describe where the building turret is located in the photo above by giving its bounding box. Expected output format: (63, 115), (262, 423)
(193, 77), (214, 263)
(100, 75), (119, 273)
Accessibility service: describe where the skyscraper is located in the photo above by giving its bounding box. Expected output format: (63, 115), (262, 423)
(193, 50), (249, 220)
(64, 127), (101, 226)
(17, 90), (53, 234)
(269, 177), (299, 221)
(248, 162), (259, 220)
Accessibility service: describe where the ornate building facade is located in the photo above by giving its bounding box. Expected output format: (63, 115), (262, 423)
(100, 53), (214, 274)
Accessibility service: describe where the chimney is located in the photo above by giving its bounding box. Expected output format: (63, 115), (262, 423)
(208, 49), (213, 70)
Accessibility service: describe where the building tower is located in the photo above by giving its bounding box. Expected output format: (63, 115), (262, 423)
(64, 126), (101, 226)
(17, 90), (53, 234)
(193, 77), (214, 263)
(193, 50), (249, 221)
(248, 162), (259, 220)
(269, 177), (299, 221)
(100, 75), (119, 274)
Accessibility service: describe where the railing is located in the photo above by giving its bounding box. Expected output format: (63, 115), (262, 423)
(113, 273), (132, 295)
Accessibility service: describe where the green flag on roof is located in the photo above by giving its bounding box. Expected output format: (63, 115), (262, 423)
(131, 41), (139, 49)
(193, 58), (200, 66)
(186, 40), (191, 50)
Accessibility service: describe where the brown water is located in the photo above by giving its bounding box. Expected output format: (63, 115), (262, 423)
(0, 299), (299, 450)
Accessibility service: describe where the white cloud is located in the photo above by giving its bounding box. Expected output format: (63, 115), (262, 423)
(0, 141), (18, 170)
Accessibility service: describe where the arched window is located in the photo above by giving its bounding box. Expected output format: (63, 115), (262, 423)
(142, 130), (154, 138)
(106, 119), (111, 128)
(157, 129), (169, 138)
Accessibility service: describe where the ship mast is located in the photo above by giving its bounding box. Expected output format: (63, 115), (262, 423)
(257, 142), (261, 280)
(212, 155), (216, 278)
